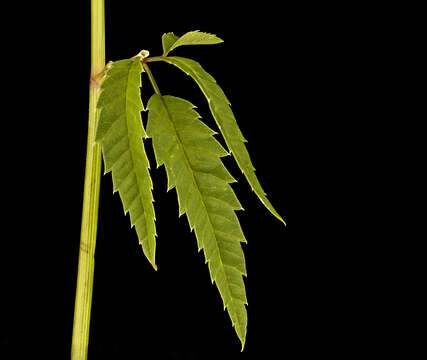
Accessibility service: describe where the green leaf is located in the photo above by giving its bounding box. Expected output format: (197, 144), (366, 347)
(162, 30), (223, 56)
(161, 32), (179, 56)
(147, 94), (248, 349)
(96, 58), (157, 268)
(158, 56), (285, 225)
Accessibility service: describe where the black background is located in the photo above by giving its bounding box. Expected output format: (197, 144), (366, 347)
(1, 1), (373, 359)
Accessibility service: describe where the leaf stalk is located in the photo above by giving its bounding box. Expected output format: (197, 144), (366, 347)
(145, 56), (166, 63)
(143, 62), (162, 95)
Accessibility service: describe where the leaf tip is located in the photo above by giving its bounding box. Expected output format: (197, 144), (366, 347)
(151, 262), (158, 271)
(274, 213), (286, 226)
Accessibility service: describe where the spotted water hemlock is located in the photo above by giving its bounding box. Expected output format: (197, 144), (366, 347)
(94, 31), (284, 350)
(147, 94), (248, 346)
(159, 56), (284, 224)
(96, 58), (157, 268)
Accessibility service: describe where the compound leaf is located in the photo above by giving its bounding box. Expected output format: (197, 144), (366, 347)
(96, 58), (157, 268)
(147, 94), (248, 349)
(162, 30), (223, 56)
(159, 56), (285, 224)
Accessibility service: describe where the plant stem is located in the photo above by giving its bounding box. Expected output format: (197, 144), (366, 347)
(71, 0), (105, 359)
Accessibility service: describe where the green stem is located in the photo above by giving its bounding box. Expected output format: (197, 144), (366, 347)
(71, 0), (105, 359)
(145, 56), (166, 63)
(143, 62), (162, 95)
